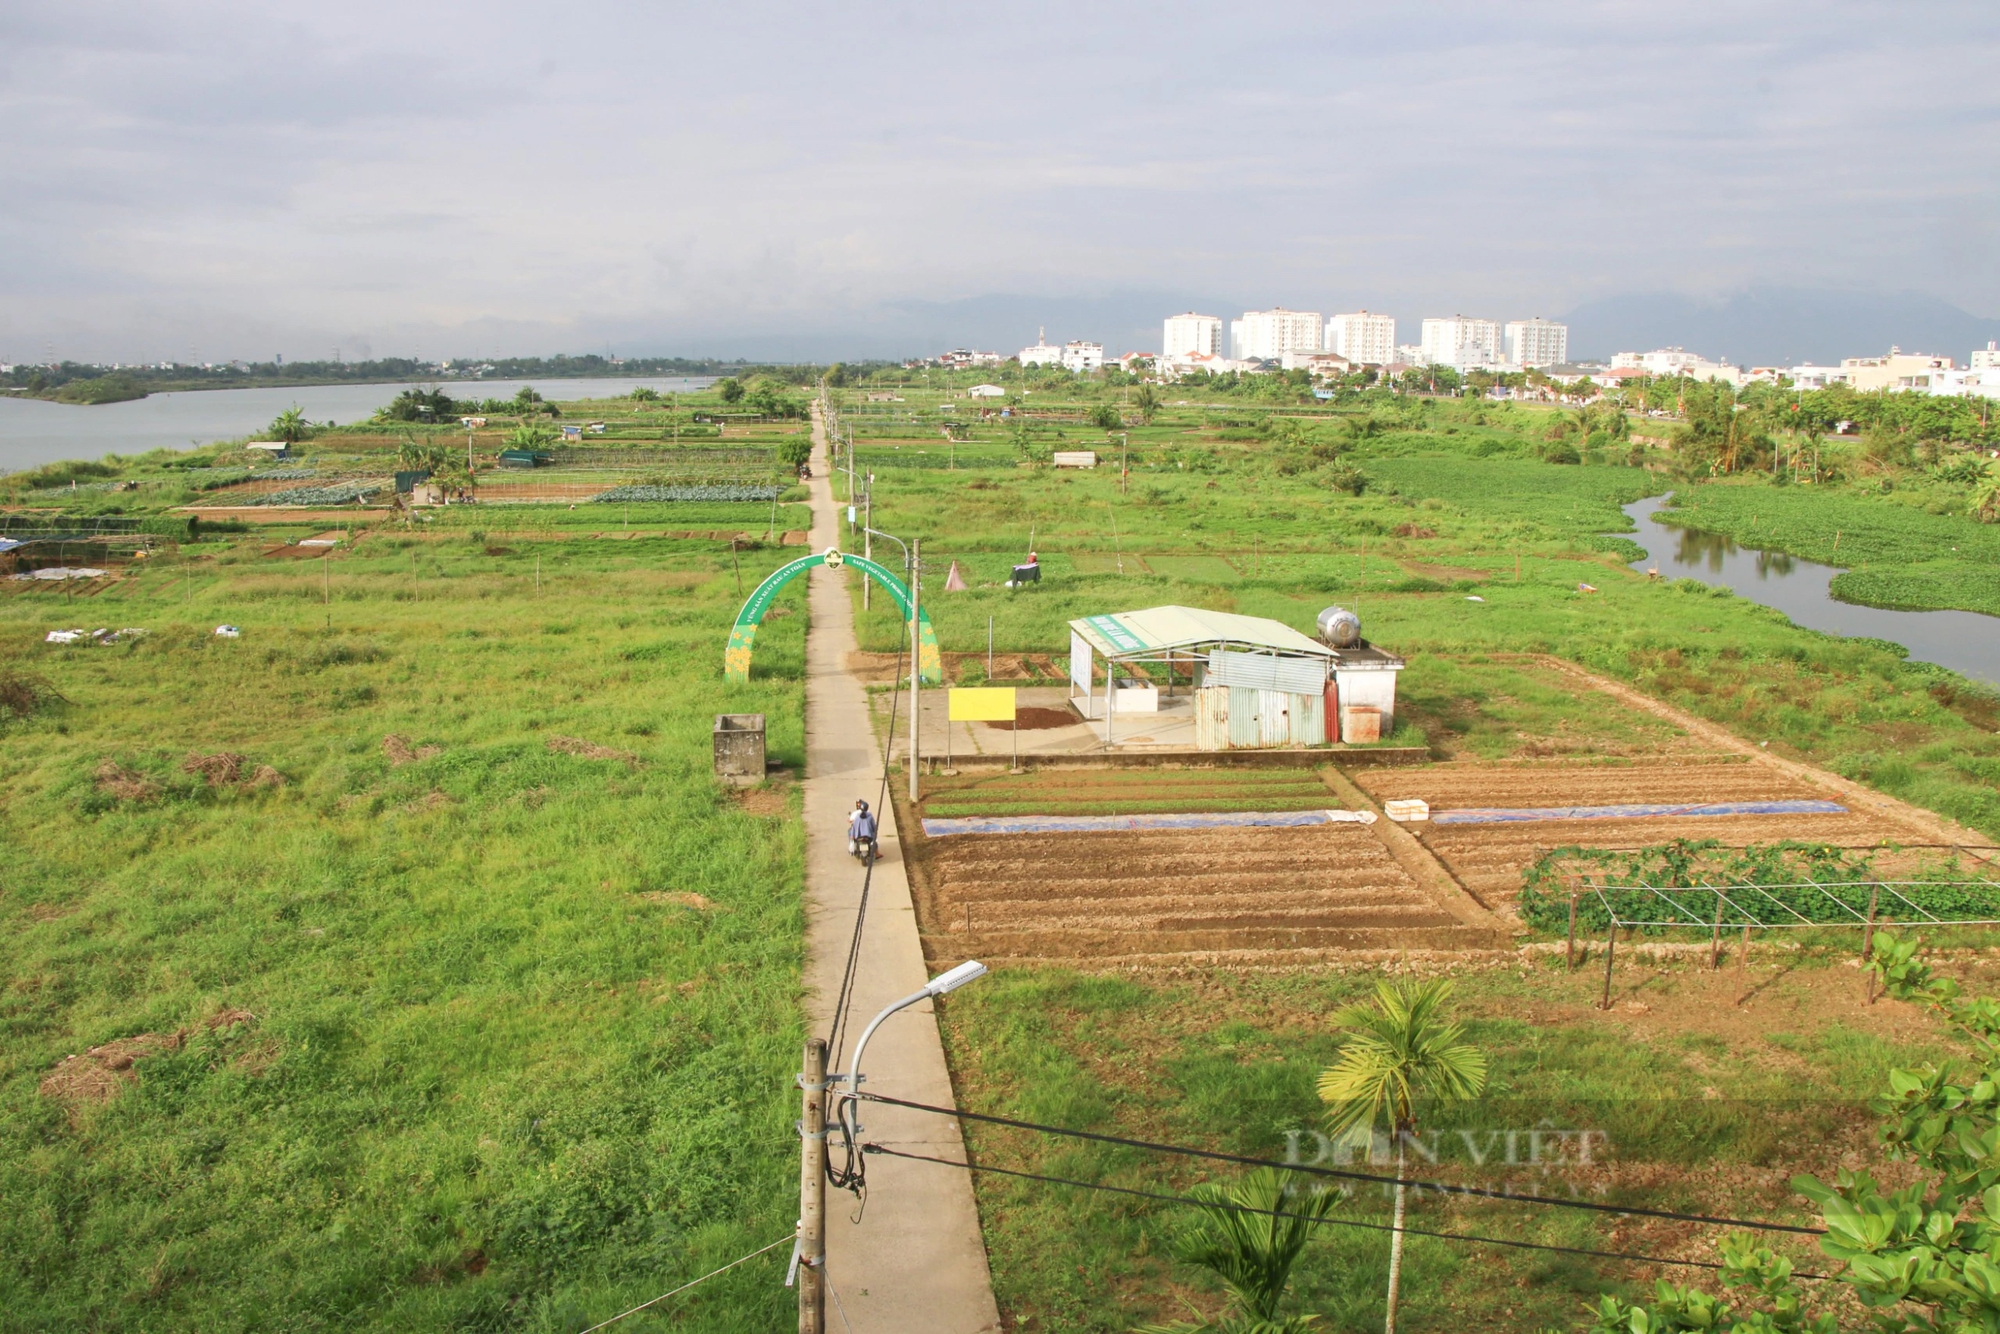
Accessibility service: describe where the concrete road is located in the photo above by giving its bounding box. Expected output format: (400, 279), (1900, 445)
(801, 405), (1002, 1332)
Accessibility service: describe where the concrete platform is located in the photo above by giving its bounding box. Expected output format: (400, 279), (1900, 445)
(874, 684), (1425, 768)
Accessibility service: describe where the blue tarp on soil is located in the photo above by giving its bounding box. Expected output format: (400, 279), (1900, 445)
(1430, 799), (1846, 825)
(921, 809), (1369, 837)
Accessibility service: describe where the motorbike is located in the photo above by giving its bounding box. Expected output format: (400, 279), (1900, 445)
(849, 833), (878, 867)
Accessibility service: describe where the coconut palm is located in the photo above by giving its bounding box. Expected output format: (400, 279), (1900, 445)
(1317, 980), (1487, 1334)
(1135, 1169), (1338, 1334)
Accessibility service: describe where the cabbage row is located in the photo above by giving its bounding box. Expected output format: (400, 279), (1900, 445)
(244, 483), (381, 506)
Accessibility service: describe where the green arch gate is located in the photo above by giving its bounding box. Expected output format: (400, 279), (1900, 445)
(725, 547), (941, 684)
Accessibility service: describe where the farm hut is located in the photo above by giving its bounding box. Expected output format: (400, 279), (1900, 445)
(1067, 605), (1404, 749)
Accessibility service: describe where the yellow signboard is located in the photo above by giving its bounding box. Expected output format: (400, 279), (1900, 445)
(948, 687), (1018, 722)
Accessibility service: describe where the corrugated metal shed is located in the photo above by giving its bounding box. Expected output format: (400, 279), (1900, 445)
(1207, 648), (1326, 694)
(1069, 605), (1333, 660)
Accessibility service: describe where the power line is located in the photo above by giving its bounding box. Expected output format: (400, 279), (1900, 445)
(574, 1235), (793, 1333)
(861, 1144), (1834, 1281)
(853, 1091), (1824, 1237)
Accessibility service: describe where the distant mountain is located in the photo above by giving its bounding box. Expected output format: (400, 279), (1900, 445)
(1560, 288), (2000, 367)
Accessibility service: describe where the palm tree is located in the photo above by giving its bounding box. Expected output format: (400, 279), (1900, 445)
(1136, 1169), (1338, 1334)
(1317, 980), (1487, 1334)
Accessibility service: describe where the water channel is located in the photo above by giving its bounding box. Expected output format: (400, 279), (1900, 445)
(0, 376), (716, 475)
(1621, 494), (2000, 686)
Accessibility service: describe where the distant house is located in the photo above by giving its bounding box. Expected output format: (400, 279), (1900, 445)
(967, 384), (1005, 398)
(245, 441), (291, 460)
(1018, 330), (1063, 367)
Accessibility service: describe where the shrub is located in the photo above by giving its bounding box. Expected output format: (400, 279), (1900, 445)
(0, 669), (64, 721)
(1326, 462), (1369, 495)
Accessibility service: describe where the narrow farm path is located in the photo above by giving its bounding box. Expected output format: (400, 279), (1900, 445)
(801, 405), (1002, 1332)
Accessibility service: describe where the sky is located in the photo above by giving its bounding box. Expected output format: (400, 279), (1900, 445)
(3, 1), (1998, 366)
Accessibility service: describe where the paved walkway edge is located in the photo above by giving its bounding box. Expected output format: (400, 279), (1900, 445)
(801, 405), (1003, 1333)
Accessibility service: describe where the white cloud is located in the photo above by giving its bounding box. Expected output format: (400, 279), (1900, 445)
(0, 0), (1995, 361)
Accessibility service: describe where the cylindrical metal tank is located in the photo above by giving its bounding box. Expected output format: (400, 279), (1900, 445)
(1316, 605), (1361, 649)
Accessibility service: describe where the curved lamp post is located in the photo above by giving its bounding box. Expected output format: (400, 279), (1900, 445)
(845, 960), (988, 1097)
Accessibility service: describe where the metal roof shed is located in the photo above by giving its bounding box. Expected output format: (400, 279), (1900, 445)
(1068, 605), (1340, 746)
(1068, 604), (1406, 749)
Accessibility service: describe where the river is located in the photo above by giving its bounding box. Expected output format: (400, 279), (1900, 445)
(1622, 494), (2000, 686)
(0, 376), (716, 474)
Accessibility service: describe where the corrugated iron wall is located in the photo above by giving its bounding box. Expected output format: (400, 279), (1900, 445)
(1196, 686), (1327, 749)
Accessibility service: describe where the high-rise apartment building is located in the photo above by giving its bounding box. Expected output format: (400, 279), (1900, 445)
(1972, 341), (2000, 371)
(1419, 316), (1503, 369)
(1503, 318), (1568, 368)
(1163, 313), (1223, 358)
(1325, 311), (1396, 366)
(1229, 308), (1322, 361)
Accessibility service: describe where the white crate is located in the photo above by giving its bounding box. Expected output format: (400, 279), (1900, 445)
(1384, 798), (1430, 823)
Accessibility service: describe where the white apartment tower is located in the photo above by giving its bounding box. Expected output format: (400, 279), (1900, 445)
(1325, 311), (1397, 366)
(1420, 316), (1503, 369)
(1163, 313), (1223, 358)
(1229, 308), (1322, 361)
(1503, 318), (1568, 368)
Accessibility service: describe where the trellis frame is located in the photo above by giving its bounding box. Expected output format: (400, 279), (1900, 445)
(1560, 868), (2000, 1010)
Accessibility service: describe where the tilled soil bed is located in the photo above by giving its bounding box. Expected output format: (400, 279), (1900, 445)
(904, 821), (1503, 966)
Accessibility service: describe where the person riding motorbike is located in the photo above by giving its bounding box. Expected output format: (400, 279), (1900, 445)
(847, 799), (878, 860)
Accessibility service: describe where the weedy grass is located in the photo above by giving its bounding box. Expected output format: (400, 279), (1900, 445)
(936, 961), (1966, 1333)
(841, 425), (2000, 839)
(0, 535), (807, 1331)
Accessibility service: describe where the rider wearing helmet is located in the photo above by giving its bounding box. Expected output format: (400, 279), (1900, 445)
(844, 804), (876, 856)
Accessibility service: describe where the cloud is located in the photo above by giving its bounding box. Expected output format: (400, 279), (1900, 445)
(1, 1), (1996, 362)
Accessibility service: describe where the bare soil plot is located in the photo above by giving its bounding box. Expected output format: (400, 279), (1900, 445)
(908, 824), (1480, 965)
(1356, 760), (1943, 918)
(899, 766), (1503, 965)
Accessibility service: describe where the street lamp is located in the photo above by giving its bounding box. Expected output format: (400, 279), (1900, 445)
(844, 961), (987, 1097)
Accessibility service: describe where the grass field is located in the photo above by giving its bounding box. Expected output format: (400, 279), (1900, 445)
(0, 529), (808, 1331)
(935, 955), (1975, 1332)
(832, 402), (2000, 843)
(9, 373), (2000, 1331)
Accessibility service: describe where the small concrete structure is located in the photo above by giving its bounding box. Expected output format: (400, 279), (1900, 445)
(712, 712), (766, 784)
(1329, 642), (1405, 742)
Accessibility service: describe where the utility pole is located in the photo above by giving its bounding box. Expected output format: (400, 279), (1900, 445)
(797, 1038), (827, 1334)
(862, 481), (873, 611)
(909, 536), (921, 802)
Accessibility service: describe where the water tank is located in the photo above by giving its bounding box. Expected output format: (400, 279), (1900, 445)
(1316, 605), (1361, 649)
